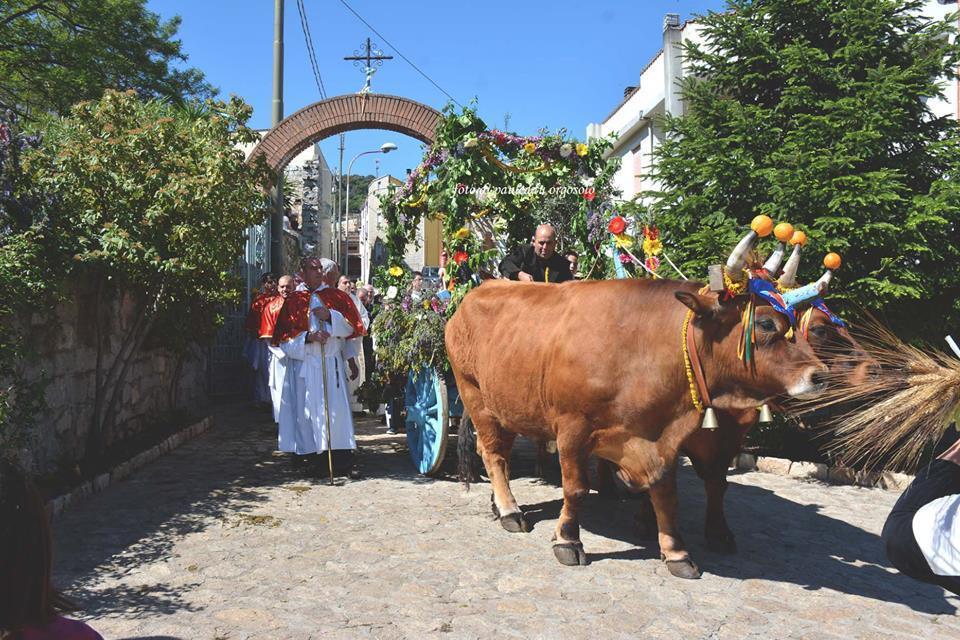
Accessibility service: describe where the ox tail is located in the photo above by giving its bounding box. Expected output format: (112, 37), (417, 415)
(457, 409), (482, 487)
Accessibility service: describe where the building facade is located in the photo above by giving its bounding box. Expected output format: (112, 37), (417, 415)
(357, 175), (441, 284)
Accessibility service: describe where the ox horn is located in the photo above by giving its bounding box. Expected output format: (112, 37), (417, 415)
(778, 230), (807, 288)
(782, 252), (842, 307)
(726, 214), (774, 281)
(762, 222), (795, 275)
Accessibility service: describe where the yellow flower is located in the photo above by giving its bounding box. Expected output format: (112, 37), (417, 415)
(614, 233), (634, 249)
(423, 299), (430, 309)
(523, 142), (537, 154)
(454, 227), (470, 240)
(642, 237), (663, 256)
(464, 136), (479, 148)
(575, 143), (589, 157)
(388, 265), (403, 277)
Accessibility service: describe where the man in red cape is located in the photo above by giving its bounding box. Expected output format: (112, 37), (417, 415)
(242, 272), (277, 409)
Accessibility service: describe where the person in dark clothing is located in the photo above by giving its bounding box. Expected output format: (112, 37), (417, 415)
(882, 424), (960, 596)
(498, 224), (573, 283)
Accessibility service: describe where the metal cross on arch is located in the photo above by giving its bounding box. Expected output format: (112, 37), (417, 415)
(344, 37), (393, 94)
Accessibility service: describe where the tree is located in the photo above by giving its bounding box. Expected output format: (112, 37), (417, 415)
(0, 0), (214, 118)
(649, 0), (960, 340)
(22, 90), (270, 457)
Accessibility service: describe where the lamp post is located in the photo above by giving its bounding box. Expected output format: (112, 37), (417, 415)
(342, 142), (397, 277)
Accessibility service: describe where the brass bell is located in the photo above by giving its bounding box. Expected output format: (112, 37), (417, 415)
(701, 407), (719, 430)
(758, 404), (774, 423)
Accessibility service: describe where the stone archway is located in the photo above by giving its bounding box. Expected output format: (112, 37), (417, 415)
(249, 93), (442, 173)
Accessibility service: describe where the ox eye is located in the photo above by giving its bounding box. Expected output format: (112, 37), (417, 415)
(758, 318), (777, 332)
(810, 325), (828, 339)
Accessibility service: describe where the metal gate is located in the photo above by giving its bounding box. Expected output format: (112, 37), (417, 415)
(208, 221), (271, 397)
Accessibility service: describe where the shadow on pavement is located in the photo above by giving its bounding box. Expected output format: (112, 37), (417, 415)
(515, 466), (957, 616)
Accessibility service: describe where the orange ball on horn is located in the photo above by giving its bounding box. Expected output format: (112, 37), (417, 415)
(751, 214), (774, 237)
(823, 252), (842, 270)
(774, 222), (795, 243)
(790, 230), (807, 246)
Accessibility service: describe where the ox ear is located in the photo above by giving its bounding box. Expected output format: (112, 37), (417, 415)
(674, 290), (719, 318)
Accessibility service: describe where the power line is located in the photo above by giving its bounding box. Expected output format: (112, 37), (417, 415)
(336, 0), (463, 107)
(297, 0), (327, 99)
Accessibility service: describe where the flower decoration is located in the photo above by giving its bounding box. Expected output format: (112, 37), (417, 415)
(388, 265), (403, 278)
(559, 143), (573, 158)
(454, 227), (471, 240)
(423, 299), (431, 310)
(523, 141), (537, 154)
(464, 136), (479, 148)
(607, 215), (626, 235)
(614, 233), (634, 249)
(645, 255), (661, 272)
(576, 143), (589, 157)
(583, 187), (596, 201)
(619, 252), (633, 265)
(452, 250), (469, 265)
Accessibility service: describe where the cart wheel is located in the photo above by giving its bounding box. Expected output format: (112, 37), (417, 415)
(404, 367), (449, 476)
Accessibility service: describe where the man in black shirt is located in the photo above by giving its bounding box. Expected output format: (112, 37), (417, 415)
(882, 425), (960, 596)
(498, 224), (573, 283)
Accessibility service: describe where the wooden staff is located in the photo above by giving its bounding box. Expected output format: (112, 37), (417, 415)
(319, 339), (335, 485)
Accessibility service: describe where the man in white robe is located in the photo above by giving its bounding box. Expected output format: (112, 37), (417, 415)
(300, 259), (363, 477)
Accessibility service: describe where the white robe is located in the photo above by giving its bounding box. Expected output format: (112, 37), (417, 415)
(269, 335), (310, 453)
(346, 293), (369, 411)
(300, 289), (357, 453)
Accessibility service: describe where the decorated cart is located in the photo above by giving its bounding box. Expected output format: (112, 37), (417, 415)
(365, 103), (628, 475)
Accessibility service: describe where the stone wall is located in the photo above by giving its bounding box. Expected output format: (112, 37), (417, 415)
(282, 228), (301, 275)
(22, 279), (207, 474)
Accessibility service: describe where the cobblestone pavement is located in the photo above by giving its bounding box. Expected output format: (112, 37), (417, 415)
(53, 404), (959, 640)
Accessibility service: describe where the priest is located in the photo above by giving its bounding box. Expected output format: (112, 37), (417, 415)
(301, 258), (366, 477)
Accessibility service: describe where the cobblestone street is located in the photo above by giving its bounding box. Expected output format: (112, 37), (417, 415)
(52, 404), (960, 640)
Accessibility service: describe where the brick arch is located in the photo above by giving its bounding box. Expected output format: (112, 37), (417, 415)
(249, 94), (442, 173)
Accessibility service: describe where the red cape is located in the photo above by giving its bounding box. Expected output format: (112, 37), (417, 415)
(315, 288), (367, 339)
(245, 293), (277, 335)
(271, 291), (311, 344)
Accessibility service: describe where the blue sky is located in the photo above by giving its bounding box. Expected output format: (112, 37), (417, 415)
(147, 0), (727, 178)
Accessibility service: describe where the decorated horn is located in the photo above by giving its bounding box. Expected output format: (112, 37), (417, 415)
(726, 215), (774, 281)
(762, 222), (795, 274)
(782, 252), (842, 307)
(778, 230), (807, 288)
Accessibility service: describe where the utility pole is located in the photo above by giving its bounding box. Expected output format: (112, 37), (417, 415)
(335, 133), (345, 264)
(270, 0), (284, 274)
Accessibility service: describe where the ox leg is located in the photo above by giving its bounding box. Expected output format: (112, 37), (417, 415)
(634, 491), (658, 539)
(473, 411), (526, 533)
(553, 425), (590, 566)
(649, 466), (701, 579)
(696, 463), (736, 554)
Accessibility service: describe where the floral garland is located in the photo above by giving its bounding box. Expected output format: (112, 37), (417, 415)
(606, 213), (663, 279)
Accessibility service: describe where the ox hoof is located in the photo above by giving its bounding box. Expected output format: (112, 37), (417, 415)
(553, 542), (588, 566)
(661, 554), (701, 579)
(499, 512), (528, 533)
(706, 533), (737, 554)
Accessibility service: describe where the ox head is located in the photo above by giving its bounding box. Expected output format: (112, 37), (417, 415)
(675, 289), (827, 410)
(799, 306), (879, 387)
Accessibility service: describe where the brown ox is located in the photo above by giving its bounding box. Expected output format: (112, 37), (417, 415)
(446, 278), (826, 577)
(601, 305), (878, 553)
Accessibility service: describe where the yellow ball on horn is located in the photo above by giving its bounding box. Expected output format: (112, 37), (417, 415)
(823, 252), (842, 270)
(751, 214), (774, 237)
(774, 222), (795, 243)
(789, 230), (807, 246)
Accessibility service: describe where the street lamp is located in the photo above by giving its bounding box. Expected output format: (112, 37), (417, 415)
(341, 142), (398, 277)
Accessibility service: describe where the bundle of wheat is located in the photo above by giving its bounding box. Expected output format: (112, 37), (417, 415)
(796, 319), (960, 472)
